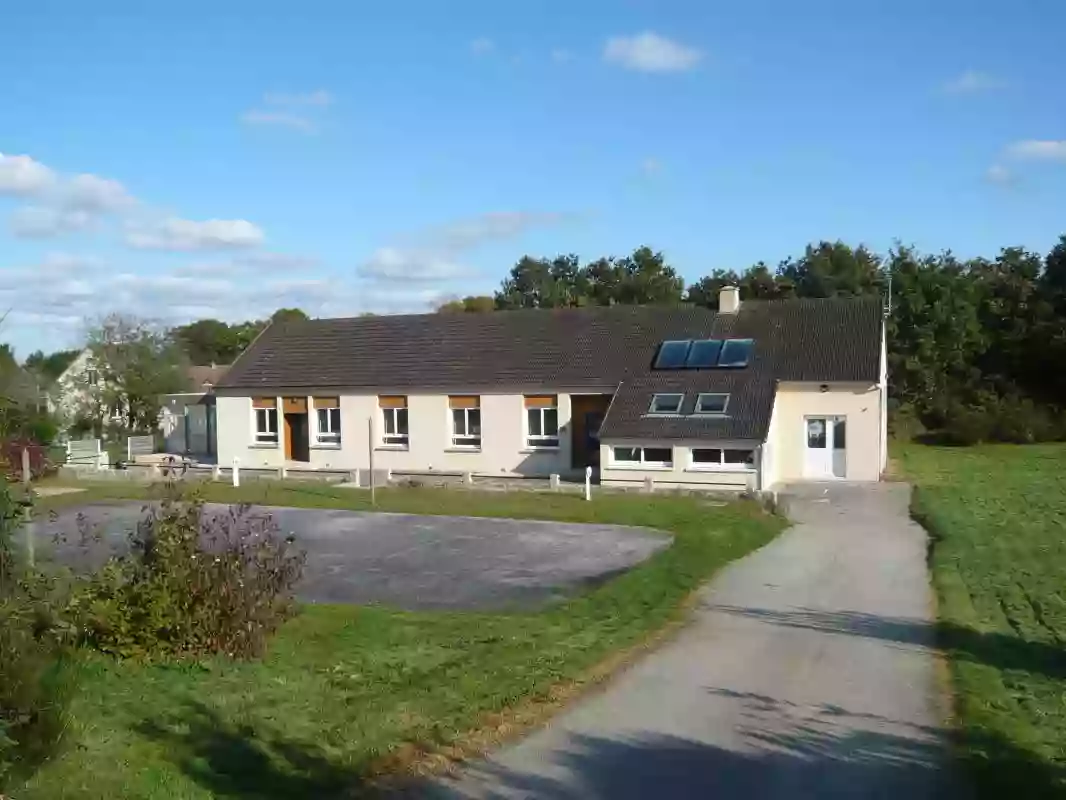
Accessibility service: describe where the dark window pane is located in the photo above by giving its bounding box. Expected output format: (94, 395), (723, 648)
(692, 448), (722, 464)
(807, 418), (827, 449)
(528, 408), (542, 436)
(696, 393), (728, 414)
(396, 408), (408, 435)
(544, 409), (558, 436)
(452, 408), (466, 435)
(382, 409), (395, 435)
(686, 339), (723, 368)
(725, 449), (755, 466)
(833, 418), (846, 450)
(718, 338), (754, 367)
(643, 447), (673, 464)
(650, 394), (684, 414)
(654, 340), (692, 369)
(614, 447), (640, 462)
(469, 409), (481, 435)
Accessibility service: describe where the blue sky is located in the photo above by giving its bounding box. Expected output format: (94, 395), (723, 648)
(1, 0), (1064, 356)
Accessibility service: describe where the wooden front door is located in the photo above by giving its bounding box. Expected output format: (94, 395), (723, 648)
(283, 397), (310, 462)
(570, 394), (612, 469)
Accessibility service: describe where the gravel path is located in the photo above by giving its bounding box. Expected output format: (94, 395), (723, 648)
(426, 483), (961, 799)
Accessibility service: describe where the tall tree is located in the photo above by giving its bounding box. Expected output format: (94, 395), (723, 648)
(614, 246), (685, 305)
(23, 349), (80, 385)
(437, 296), (496, 313)
(779, 241), (884, 298)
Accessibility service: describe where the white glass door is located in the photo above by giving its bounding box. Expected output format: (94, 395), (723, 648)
(805, 416), (848, 479)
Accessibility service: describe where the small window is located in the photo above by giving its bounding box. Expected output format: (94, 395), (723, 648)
(254, 407), (278, 444)
(648, 393), (684, 415)
(686, 339), (723, 368)
(694, 393), (729, 415)
(379, 396), (408, 447)
(449, 396), (481, 448)
(691, 447), (755, 469)
(654, 340), (692, 369)
(718, 339), (754, 367)
(525, 395), (559, 449)
(612, 446), (673, 467)
(313, 397), (341, 445)
(86, 369), (99, 386)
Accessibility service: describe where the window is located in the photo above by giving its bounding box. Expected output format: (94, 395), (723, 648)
(654, 340), (692, 369)
(449, 395), (481, 448)
(379, 396), (409, 447)
(525, 395), (559, 448)
(718, 339), (754, 367)
(253, 397), (278, 444)
(691, 447), (755, 469)
(648, 393), (684, 415)
(314, 397), (341, 445)
(686, 339), (723, 368)
(86, 369), (99, 386)
(833, 418), (847, 450)
(694, 393), (729, 415)
(612, 446), (673, 467)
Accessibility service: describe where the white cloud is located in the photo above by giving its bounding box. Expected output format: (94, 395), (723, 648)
(263, 89), (333, 107)
(985, 164), (1017, 186)
(1006, 140), (1066, 162)
(240, 110), (317, 133)
(124, 217), (265, 251)
(60, 173), (135, 212)
(943, 70), (1005, 94)
(432, 211), (567, 250)
(470, 37), (495, 55)
(235, 252), (319, 269)
(0, 153), (55, 196)
(551, 48), (573, 64)
(9, 206), (94, 238)
(603, 32), (702, 73)
(358, 247), (471, 282)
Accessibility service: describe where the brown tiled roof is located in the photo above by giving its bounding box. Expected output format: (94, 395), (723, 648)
(216, 297), (883, 440)
(185, 364), (231, 392)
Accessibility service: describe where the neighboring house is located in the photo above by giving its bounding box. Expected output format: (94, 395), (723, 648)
(49, 348), (125, 428)
(213, 288), (887, 490)
(159, 364), (230, 457)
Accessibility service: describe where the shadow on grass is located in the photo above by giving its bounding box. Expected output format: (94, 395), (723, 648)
(427, 689), (961, 799)
(136, 700), (365, 799)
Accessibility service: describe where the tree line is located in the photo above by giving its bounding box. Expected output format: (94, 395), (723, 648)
(440, 238), (1066, 444)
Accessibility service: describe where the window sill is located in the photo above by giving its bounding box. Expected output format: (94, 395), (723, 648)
(520, 447), (560, 454)
(687, 466), (756, 473)
(250, 443), (279, 449)
(311, 443), (341, 450)
(609, 463), (673, 471)
(375, 445), (409, 451)
(445, 447), (482, 453)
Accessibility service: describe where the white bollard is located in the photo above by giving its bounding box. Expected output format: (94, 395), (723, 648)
(212, 464), (221, 481)
(278, 466), (287, 480)
(549, 473), (561, 491)
(585, 466), (592, 501)
(232, 457), (240, 488)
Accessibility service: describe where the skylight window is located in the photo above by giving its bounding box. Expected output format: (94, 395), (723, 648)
(685, 339), (723, 368)
(648, 393), (684, 414)
(654, 340), (692, 369)
(718, 339), (754, 368)
(694, 393), (729, 415)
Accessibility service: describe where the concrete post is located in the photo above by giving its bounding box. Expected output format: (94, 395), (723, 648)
(278, 466), (287, 480)
(549, 473), (561, 491)
(212, 464), (221, 481)
(643, 476), (654, 493)
(348, 468), (360, 486)
(232, 457), (240, 488)
(21, 446), (31, 489)
(463, 471), (473, 485)
(584, 466), (592, 501)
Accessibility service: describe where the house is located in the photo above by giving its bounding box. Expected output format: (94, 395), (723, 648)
(49, 348), (124, 428)
(159, 364), (230, 457)
(212, 288), (887, 490)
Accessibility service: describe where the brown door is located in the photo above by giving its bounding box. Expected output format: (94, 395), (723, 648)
(570, 394), (612, 469)
(284, 413), (310, 462)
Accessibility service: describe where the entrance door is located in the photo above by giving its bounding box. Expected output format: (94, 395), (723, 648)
(284, 413), (310, 462)
(804, 416), (847, 478)
(570, 394), (613, 469)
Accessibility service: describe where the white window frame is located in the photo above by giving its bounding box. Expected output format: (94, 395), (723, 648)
(611, 445), (673, 470)
(648, 393), (684, 415)
(525, 401), (560, 449)
(316, 406), (342, 446)
(689, 447), (756, 471)
(694, 393), (730, 415)
(451, 406), (482, 449)
(380, 405), (409, 448)
(254, 406), (279, 445)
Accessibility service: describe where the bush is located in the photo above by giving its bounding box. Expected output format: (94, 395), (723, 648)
(1, 438), (56, 482)
(936, 396), (1066, 446)
(0, 483), (74, 790)
(940, 404), (995, 446)
(70, 486), (306, 660)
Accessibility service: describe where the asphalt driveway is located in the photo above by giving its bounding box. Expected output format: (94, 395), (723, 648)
(427, 483), (960, 799)
(28, 502), (670, 611)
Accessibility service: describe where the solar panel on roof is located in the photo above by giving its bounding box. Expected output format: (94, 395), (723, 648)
(654, 340), (692, 369)
(685, 339), (723, 368)
(718, 338), (754, 367)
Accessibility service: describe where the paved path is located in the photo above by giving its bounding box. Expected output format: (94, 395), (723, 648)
(426, 483), (959, 799)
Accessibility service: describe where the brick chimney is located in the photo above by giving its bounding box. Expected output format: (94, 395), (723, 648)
(719, 285), (740, 313)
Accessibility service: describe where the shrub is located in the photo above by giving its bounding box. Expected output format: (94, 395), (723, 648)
(0, 482), (75, 790)
(940, 404), (995, 446)
(71, 485), (306, 660)
(1, 438), (55, 482)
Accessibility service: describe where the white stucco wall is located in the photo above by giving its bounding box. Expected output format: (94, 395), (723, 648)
(215, 390), (584, 477)
(599, 439), (760, 491)
(767, 382), (883, 484)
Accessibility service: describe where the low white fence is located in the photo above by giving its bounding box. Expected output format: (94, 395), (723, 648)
(66, 438), (106, 470)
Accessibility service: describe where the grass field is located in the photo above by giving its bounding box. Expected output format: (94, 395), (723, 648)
(900, 443), (1066, 798)
(17, 481), (784, 799)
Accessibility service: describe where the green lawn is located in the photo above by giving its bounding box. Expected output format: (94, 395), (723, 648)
(18, 481), (784, 799)
(900, 443), (1066, 798)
